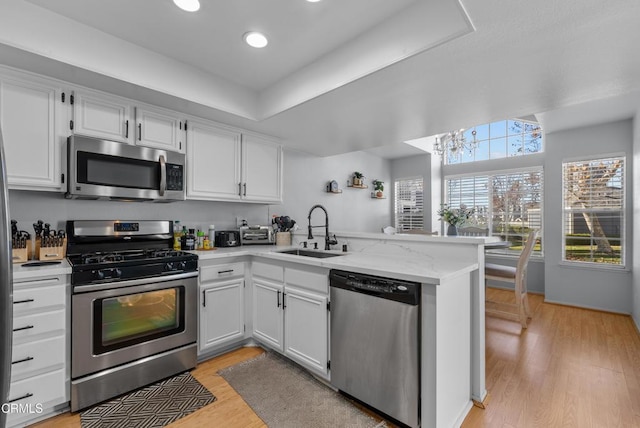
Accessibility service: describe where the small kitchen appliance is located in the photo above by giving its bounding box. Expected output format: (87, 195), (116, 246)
(67, 220), (198, 411)
(214, 230), (240, 247)
(239, 225), (275, 245)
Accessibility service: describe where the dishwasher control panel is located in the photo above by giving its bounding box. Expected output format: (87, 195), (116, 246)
(329, 269), (420, 305)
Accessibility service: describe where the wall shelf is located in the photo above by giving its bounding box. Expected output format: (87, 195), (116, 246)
(326, 189), (343, 194)
(347, 184), (368, 189)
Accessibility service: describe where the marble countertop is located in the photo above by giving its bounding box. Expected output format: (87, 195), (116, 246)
(13, 259), (72, 280)
(191, 245), (477, 284)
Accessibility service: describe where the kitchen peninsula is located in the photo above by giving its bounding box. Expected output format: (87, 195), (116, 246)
(193, 231), (499, 428)
(12, 231), (496, 428)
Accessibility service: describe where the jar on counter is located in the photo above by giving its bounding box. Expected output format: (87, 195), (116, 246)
(197, 230), (205, 249)
(208, 225), (215, 246)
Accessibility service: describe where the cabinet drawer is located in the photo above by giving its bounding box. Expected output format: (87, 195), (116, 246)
(11, 335), (65, 381)
(13, 284), (66, 315)
(7, 369), (67, 418)
(13, 309), (65, 344)
(252, 261), (284, 282)
(285, 267), (328, 294)
(201, 262), (245, 282)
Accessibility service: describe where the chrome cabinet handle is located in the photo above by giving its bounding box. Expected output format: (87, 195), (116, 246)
(159, 155), (167, 196)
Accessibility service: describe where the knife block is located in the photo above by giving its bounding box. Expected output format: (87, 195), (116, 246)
(36, 237), (66, 261)
(12, 245), (28, 263)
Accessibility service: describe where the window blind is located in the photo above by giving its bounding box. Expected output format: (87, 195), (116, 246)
(446, 169), (543, 255)
(562, 156), (624, 266)
(394, 177), (424, 231)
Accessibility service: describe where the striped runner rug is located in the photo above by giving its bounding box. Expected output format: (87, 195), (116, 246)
(80, 372), (216, 428)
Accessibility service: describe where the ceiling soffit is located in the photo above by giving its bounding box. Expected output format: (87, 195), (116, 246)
(3, 0), (473, 120)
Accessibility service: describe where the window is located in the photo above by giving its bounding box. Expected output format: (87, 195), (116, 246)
(562, 156), (625, 266)
(446, 168), (543, 255)
(394, 177), (424, 231)
(447, 119), (543, 165)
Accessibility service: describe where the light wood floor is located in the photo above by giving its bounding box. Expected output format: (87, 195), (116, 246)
(463, 288), (640, 428)
(35, 288), (640, 427)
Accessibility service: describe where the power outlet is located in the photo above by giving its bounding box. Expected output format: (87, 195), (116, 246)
(236, 217), (247, 228)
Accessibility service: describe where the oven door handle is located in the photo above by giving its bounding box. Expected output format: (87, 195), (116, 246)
(159, 155), (167, 197)
(73, 271), (198, 294)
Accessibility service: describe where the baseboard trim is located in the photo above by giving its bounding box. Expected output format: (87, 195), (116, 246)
(543, 298), (630, 316)
(472, 393), (490, 409)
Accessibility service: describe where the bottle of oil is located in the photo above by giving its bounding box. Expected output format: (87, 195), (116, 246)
(173, 220), (182, 251)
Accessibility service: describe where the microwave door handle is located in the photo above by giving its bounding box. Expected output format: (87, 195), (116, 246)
(159, 155), (167, 196)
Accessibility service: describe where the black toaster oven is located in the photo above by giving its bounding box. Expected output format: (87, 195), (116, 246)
(215, 230), (240, 247)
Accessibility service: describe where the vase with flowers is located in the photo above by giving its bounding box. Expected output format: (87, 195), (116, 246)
(437, 204), (475, 236)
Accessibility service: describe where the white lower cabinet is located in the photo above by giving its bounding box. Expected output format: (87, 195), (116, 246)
(198, 261), (246, 355)
(251, 262), (330, 378)
(252, 277), (284, 352)
(8, 274), (69, 428)
(283, 286), (328, 376)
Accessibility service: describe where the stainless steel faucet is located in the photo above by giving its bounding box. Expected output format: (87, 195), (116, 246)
(307, 204), (338, 250)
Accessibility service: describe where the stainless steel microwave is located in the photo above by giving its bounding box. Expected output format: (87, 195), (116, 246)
(66, 135), (186, 202)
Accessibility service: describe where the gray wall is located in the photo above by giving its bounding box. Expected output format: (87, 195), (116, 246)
(275, 148), (392, 233)
(544, 119), (633, 314)
(390, 154), (432, 230)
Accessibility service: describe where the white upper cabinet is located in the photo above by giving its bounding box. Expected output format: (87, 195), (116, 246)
(242, 133), (283, 203)
(72, 90), (185, 152)
(135, 105), (185, 153)
(0, 70), (66, 191)
(72, 90), (134, 144)
(186, 119), (283, 203)
(186, 119), (242, 201)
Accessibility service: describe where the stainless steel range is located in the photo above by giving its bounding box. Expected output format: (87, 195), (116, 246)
(67, 220), (198, 412)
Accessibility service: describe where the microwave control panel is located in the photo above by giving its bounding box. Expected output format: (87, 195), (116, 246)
(166, 164), (184, 190)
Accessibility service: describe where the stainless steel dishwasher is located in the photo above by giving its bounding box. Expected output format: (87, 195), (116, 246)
(330, 269), (421, 428)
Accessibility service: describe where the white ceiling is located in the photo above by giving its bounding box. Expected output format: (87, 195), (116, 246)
(1, 0), (640, 157)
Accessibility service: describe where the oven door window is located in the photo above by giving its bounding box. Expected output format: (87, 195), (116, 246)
(93, 286), (185, 354)
(77, 151), (160, 190)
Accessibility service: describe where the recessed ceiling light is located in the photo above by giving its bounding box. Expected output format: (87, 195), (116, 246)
(243, 32), (269, 48)
(173, 0), (200, 12)
(306, 0), (322, 2)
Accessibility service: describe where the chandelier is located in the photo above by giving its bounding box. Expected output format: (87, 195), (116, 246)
(433, 129), (478, 157)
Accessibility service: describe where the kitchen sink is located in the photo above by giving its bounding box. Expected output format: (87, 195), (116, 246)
(277, 249), (344, 258)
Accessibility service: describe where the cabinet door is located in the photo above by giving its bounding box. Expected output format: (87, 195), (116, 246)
(186, 119), (242, 201)
(199, 278), (244, 353)
(135, 105), (185, 152)
(252, 278), (284, 352)
(73, 90), (133, 143)
(284, 286), (329, 377)
(0, 75), (63, 190)
(242, 134), (282, 202)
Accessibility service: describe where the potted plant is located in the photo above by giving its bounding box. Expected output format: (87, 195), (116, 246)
(353, 171), (364, 187)
(437, 204), (474, 236)
(373, 180), (384, 198)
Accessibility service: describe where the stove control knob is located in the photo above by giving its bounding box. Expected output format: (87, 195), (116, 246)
(178, 261), (187, 271)
(165, 262), (175, 271)
(115, 268), (122, 278)
(96, 270), (105, 280)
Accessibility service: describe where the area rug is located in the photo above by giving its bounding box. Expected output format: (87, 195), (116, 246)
(219, 352), (386, 428)
(80, 372), (216, 428)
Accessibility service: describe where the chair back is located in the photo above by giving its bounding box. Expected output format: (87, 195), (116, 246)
(516, 230), (539, 278)
(458, 226), (489, 236)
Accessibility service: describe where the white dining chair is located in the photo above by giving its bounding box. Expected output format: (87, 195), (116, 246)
(458, 226), (489, 237)
(484, 230), (538, 329)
